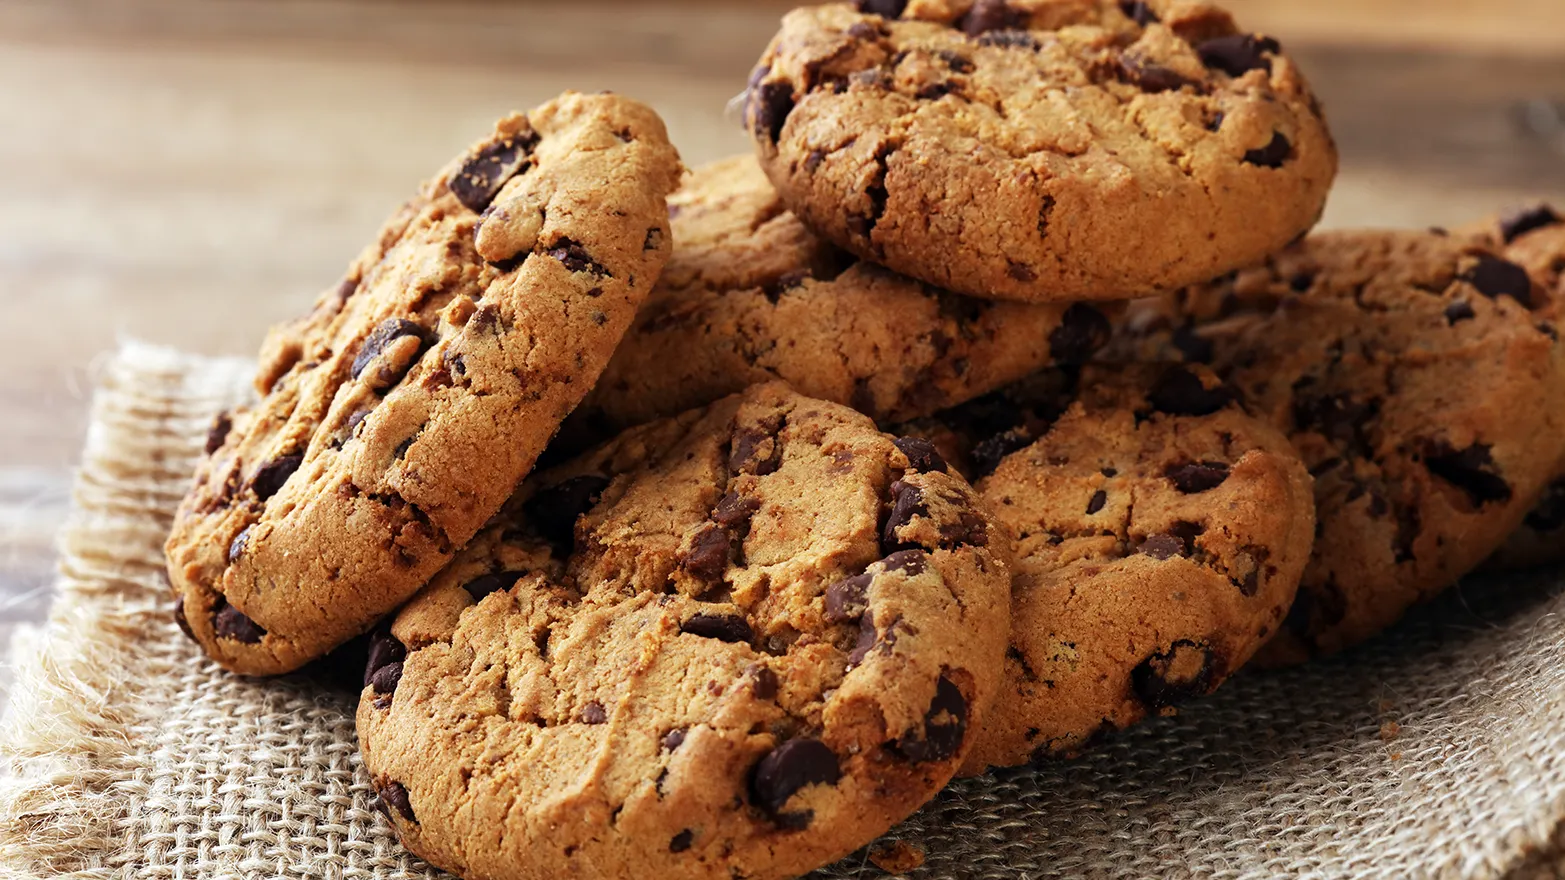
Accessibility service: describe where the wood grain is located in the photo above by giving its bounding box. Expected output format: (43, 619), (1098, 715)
(1, 0), (1563, 637)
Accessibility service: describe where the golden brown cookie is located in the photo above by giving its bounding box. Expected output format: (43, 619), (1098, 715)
(165, 94), (683, 675)
(569, 155), (1115, 438)
(744, 0), (1336, 303)
(356, 384), (1012, 880)
(906, 365), (1313, 768)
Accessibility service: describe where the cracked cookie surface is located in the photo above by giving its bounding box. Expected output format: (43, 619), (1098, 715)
(165, 93), (683, 675)
(1110, 227), (1565, 663)
(906, 364), (1313, 768)
(356, 383), (1012, 880)
(568, 155), (1114, 439)
(744, 0), (1336, 303)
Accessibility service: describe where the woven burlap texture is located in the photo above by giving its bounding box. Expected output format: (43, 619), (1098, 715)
(2, 342), (1564, 880)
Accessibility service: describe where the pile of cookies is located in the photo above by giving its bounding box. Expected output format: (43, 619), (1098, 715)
(162, 2), (1565, 878)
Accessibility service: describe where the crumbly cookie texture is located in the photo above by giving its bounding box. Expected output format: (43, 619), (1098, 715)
(906, 365), (1313, 768)
(1109, 227), (1565, 664)
(356, 383), (1012, 880)
(165, 93), (683, 675)
(744, 0), (1336, 303)
(568, 155), (1115, 440)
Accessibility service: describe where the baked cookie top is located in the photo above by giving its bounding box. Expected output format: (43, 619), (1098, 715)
(745, 0), (1336, 303)
(908, 365), (1313, 768)
(356, 383), (1012, 880)
(165, 93), (683, 675)
(1116, 227), (1565, 663)
(570, 155), (1114, 437)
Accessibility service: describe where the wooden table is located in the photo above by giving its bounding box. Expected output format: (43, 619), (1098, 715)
(2, 0), (1563, 655)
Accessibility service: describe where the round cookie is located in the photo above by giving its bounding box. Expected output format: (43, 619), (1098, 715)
(1121, 228), (1565, 664)
(569, 155), (1115, 437)
(744, 0), (1336, 303)
(165, 93), (684, 675)
(907, 365), (1314, 769)
(356, 383), (1012, 880)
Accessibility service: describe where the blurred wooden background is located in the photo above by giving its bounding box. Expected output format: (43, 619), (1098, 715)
(1, 0), (1563, 665)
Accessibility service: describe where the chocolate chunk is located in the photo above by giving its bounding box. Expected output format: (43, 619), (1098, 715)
(1049, 304), (1112, 364)
(548, 239), (610, 276)
(582, 701), (608, 725)
(938, 50), (976, 74)
(730, 423), (784, 476)
(352, 318), (430, 381)
(1394, 504), (1421, 564)
(712, 491), (761, 529)
(1139, 533), (1187, 560)
(1086, 490), (1108, 515)
(1444, 300), (1476, 324)
(894, 437), (947, 473)
(364, 627), (406, 687)
(212, 599), (265, 644)
(848, 613), (879, 667)
(205, 411), (232, 455)
(977, 29), (1039, 50)
(1526, 479), (1565, 532)
(1197, 34), (1279, 77)
(896, 676), (968, 763)
(1242, 132), (1292, 168)
(1289, 272), (1315, 292)
(959, 0), (1026, 36)
(1292, 392), (1379, 458)
(662, 728), (687, 751)
(748, 664), (780, 701)
(681, 613), (753, 644)
(824, 572), (874, 623)
(882, 480), (929, 550)
(370, 661), (403, 696)
(883, 548), (929, 575)
(670, 830), (694, 853)
(855, 0), (907, 16)
(1119, 0), (1158, 25)
(1463, 255), (1534, 307)
(1166, 461), (1231, 493)
(172, 595), (196, 642)
(1500, 204), (1562, 243)
(523, 475), (611, 552)
(228, 525), (253, 563)
(251, 454), (303, 501)
(450, 130), (538, 212)
(751, 80), (796, 143)
(376, 780), (417, 823)
(939, 510), (989, 548)
(1131, 640), (1215, 709)
(1148, 367), (1233, 416)
(1423, 442), (1512, 506)
(971, 429), (1033, 478)
(682, 525), (732, 580)
(463, 571), (525, 601)
(750, 738), (841, 816)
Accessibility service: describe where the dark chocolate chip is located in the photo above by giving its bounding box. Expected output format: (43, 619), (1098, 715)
(1086, 490), (1108, 515)
(959, 0), (1026, 36)
(712, 491), (761, 529)
(1292, 392), (1379, 459)
(1197, 34), (1279, 77)
(749, 664), (779, 701)
(883, 548), (928, 575)
(681, 614), (753, 643)
(1242, 132), (1292, 168)
(1171, 325), (1214, 363)
(228, 525), (253, 563)
(1289, 272), (1315, 292)
(1500, 204), (1562, 243)
(1463, 254), (1534, 307)
(464, 571), (525, 601)
(370, 661), (403, 696)
(377, 780), (416, 823)
(751, 80), (796, 143)
(896, 675), (967, 763)
(730, 424), (784, 476)
(1131, 640), (1215, 709)
(882, 480), (929, 550)
(450, 130), (538, 212)
(971, 429), (1033, 478)
(1148, 367), (1233, 416)
(750, 738), (841, 815)
(172, 595), (196, 642)
(523, 475), (611, 553)
(582, 701), (608, 724)
(352, 318), (430, 381)
(364, 626), (406, 687)
(251, 454), (303, 501)
(824, 572), (873, 623)
(977, 29), (1039, 50)
(1139, 533), (1187, 560)
(938, 510), (989, 548)
(894, 437), (948, 473)
(662, 728), (687, 751)
(1165, 461), (1231, 493)
(1119, 0), (1159, 25)
(212, 599), (265, 644)
(670, 829), (694, 853)
(1525, 479), (1565, 532)
(1049, 303), (1112, 365)
(937, 49), (976, 74)
(682, 525), (732, 580)
(855, 0), (907, 16)
(1424, 442), (1512, 506)
(205, 411), (232, 455)
(1444, 300), (1476, 324)
(548, 239), (611, 276)
(848, 613), (879, 667)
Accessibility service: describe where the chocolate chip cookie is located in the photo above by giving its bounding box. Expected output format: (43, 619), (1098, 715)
(906, 365), (1313, 768)
(569, 155), (1115, 437)
(165, 93), (683, 675)
(744, 0), (1336, 303)
(356, 383), (1012, 880)
(1116, 228), (1565, 664)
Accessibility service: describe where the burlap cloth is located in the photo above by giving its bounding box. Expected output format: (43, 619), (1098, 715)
(3, 342), (1565, 879)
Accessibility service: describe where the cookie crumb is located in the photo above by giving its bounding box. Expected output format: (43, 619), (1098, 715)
(868, 840), (926, 875)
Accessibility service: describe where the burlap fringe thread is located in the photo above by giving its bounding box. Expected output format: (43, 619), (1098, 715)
(3, 342), (1565, 880)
